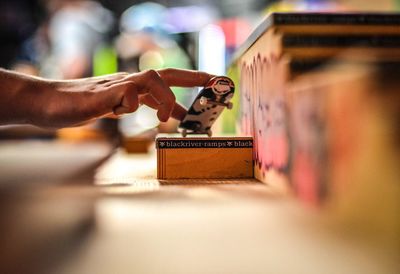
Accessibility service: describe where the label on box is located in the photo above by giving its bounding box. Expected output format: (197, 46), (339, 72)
(156, 138), (253, 149)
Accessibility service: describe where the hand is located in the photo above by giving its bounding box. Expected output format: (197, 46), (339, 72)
(9, 69), (213, 128)
(111, 69), (214, 121)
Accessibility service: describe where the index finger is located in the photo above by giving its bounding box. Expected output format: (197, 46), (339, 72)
(157, 68), (214, 87)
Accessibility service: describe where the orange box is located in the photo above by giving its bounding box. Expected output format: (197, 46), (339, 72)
(156, 136), (254, 179)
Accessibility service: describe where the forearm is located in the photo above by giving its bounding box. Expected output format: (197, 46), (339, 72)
(0, 68), (49, 125)
(0, 69), (114, 128)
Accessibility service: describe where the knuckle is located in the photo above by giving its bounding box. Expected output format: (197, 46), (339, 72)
(143, 70), (162, 90)
(144, 69), (160, 80)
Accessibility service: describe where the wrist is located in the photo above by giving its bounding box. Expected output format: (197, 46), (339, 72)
(34, 80), (102, 128)
(19, 77), (54, 126)
(0, 69), (51, 126)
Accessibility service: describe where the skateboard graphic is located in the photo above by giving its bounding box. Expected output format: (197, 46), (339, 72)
(179, 76), (235, 137)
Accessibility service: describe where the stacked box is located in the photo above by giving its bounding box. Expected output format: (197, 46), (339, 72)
(229, 12), (400, 201)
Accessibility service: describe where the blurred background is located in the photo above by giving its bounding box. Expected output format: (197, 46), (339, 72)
(2, 0), (400, 75)
(1, 0), (400, 140)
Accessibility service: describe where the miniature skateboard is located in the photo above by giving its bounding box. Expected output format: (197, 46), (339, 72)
(179, 76), (235, 137)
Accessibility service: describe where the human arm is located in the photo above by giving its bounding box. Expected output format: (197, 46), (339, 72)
(0, 68), (213, 128)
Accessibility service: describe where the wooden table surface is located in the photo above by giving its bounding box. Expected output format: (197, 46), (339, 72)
(0, 140), (398, 274)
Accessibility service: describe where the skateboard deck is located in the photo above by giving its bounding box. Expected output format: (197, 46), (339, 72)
(179, 76), (235, 137)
